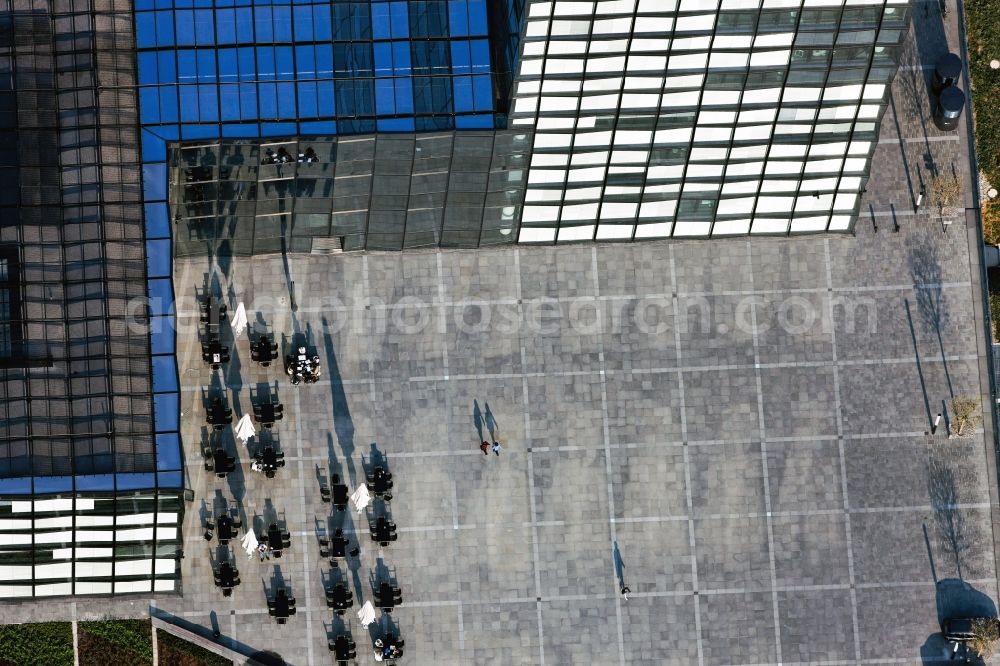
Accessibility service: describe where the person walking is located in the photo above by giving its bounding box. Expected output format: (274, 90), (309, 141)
(492, 441), (502, 456)
(621, 585), (630, 601)
(480, 441), (489, 456)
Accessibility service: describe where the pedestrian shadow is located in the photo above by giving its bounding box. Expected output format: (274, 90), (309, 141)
(473, 400), (484, 442)
(484, 401), (498, 440)
(613, 541), (626, 591)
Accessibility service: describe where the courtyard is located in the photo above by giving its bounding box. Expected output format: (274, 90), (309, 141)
(158, 208), (998, 665)
(4, 1), (999, 664)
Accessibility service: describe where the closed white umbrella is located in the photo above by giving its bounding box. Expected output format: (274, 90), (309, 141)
(235, 414), (255, 445)
(231, 302), (248, 337)
(240, 530), (259, 559)
(350, 484), (371, 513)
(357, 600), (376, 627)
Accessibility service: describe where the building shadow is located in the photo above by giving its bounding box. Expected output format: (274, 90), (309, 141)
(223, 432), (246, 527)
(322, 316), (358, 487)
(149, 606), (270, 662)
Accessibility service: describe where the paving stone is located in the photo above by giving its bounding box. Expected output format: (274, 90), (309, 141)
(699, 591), (778, 664)
(765, 439), (844, 512)
(777, 588), (857, 663)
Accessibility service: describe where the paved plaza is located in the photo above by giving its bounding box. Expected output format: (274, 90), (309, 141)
(154, 12), (1000, 651)
(5, 3), (1000, 665)
(158, 213), (1000, 665)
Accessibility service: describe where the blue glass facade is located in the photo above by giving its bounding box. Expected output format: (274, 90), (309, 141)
(135, 0), (498, 138)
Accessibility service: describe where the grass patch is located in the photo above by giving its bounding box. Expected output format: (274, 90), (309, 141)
(984, 200), (1000, 244)
(79, 619), (152, 666)
(968, 0), (1000, 190)
(989, 291), (1000, 341)
(156, 629), (232, 666)
(0, 622), (73, 666)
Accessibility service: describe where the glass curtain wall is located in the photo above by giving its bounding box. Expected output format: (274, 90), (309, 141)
(135, 0), (500, 137)
(169, 131), (530, 254)
(509, 0), (910, 241)
(0, 494), (182, 597)
(0, 0), (183, 597)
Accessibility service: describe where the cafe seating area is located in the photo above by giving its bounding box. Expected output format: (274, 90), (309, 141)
(325, 582), (354, 615)
(262, 523), (292, 558)
(329, 633), (358, 664)
(213, 561), (241, 597)
(206, 396), (233, 430)
(204, 447), (236, 478)
(252, 400), (284, 428)
(267, 587), (297, 624)
(251, 334), (278, 367)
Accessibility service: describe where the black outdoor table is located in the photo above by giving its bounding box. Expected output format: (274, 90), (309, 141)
(217, 562), (237, 588)
(332, 483), (349, 506)
(267, 524), (285, 552)
(377, 582), (394, 610)
(371, 518), (396, 545)
(255, 402), (281, 426)
(333, 635), (351, 661)
(202, 297), (226, 329)
(212, 449), (232, 473)
(327, 583), (351, 610)
(368, 468), (392, 495)
(253, 336), (277, 365)
(260, 447), (281, 471)
(207, 399), (231, 427)
(329, 535), (348, 558)
(217, 515), (234, 542)
(271, 590), (290, 618)
(202, 339), (229, 367)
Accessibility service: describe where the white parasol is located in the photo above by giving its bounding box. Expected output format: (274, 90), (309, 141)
(357, 600), (377, 627)
(350, 484), (371, 513)
(240, 530), (259, 559)
(234, 414), (255, 445)
(231, 302), (248, 337)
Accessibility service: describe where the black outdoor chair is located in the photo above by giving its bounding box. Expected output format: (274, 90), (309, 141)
(326, 583), (354, 614)
(201, 344), (231, 369)
(329, 634), (357, 662)
(253, 401), (283, 428)
(251, 336), (279, 367)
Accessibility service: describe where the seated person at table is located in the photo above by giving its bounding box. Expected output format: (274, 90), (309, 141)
(286, 348), (322, 385)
